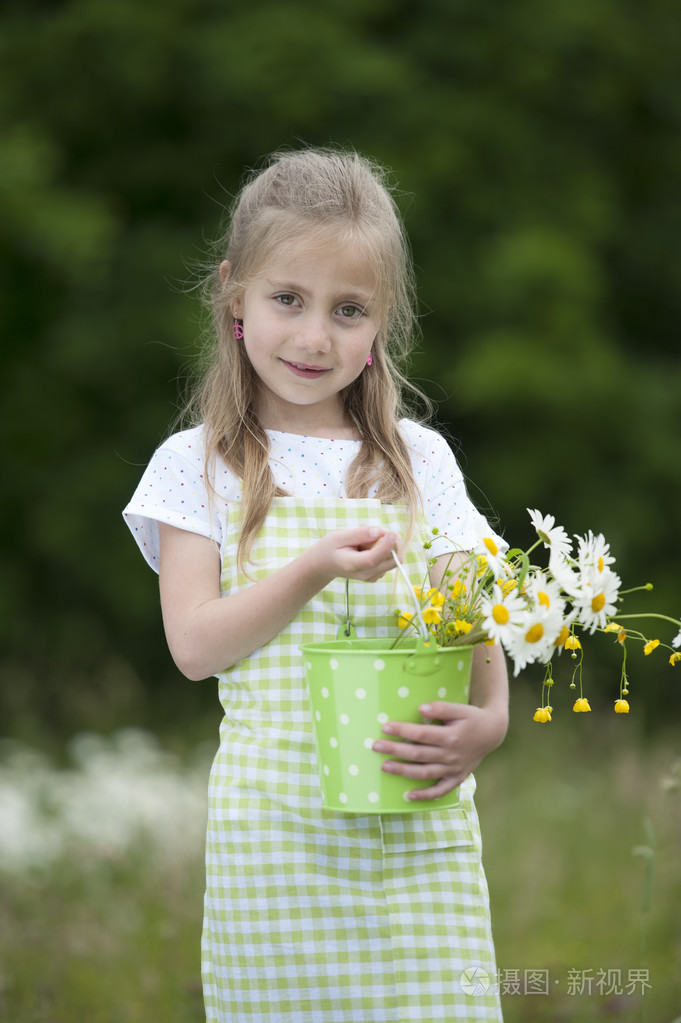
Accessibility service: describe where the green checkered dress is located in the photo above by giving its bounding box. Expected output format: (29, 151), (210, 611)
(123, 423), (502, 1021)
(203, 496), (501, 1022)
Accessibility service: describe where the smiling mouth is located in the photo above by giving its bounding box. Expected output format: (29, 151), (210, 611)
(282, 360), (331, 379)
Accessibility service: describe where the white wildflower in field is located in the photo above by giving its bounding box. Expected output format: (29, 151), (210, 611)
(0, 730), (210, 875)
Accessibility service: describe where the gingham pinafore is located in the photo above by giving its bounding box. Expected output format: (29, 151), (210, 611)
(202, 495), (501, 1022)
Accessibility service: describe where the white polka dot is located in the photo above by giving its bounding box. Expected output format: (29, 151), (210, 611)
(363, 737), (374, 749)
(355, 688), (366, 700)
(329, 737), (338, 748)
(373, 659), (385, 671)
(329, 658), (339, 670)
(339, 713), (350, 725)
(438, 687), (447, 699)
(338, 792), (348, 804)
(457, 660), (464, 672)
(398, 686), (410, 698)
(323, 765), (330, 776)
(348, 765), (359, 776)
(321, 687), (329, 699)
(315, 710), (321, 722)
(368, 792), (379, 803)
(305, 661), (312, 671)
(377, 712), (388, 724)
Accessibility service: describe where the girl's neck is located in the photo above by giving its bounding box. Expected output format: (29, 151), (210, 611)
(254, 396), (361, 441)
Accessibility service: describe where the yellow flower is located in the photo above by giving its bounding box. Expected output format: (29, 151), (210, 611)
(565, 635), (582, 651)
(453, 619), (473, 635)
(604, 622), (620, 634)
(533, 706), (552, 723)
(397, 611), (414, 629)
(422, 607), (442, 625)
(618, 628), (627, 644)
(449, 579), (466, 598)
(614, 699), (630, 714)
(426, 588), (446, 608)
(669, 652), (681, 666)
(573, 697), (592, 713)
(643, 639), (659, 656)
(413, 586), (424, 601)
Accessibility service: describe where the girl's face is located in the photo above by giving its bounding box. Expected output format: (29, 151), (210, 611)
(229, 238), (382, 436)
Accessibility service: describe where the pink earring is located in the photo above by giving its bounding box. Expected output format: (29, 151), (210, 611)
(366, 352), (373, 366)
(234, 319), (244, 340)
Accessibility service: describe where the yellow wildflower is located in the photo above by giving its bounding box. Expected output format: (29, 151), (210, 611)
(413, 586), (424, 601)
(449, 579), (466, 598)
(453, 619), (473, 635)
(643, 639), (660, 656)
(604, 622), (620, 634)
(614, 699), (630, 714)
(426, 588), (446, 608)
(565, 635), (582, 651)
(573, 697), (592, 713)
(533, 706), (552, 723)
(397, 611), (414, 630)
(421, 607), (442, 625)
(618, 628), (627, 644)
(669, 652), (681, 666)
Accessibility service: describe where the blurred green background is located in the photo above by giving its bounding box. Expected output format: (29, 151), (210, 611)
(1, 0), (680, 1019)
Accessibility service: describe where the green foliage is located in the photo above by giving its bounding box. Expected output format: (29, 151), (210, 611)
(1, 0), (680, 740)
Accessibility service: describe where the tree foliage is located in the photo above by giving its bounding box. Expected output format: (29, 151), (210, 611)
(2, 0), (679, 742)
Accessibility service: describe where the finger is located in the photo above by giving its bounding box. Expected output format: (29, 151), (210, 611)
(372, 738), (444, 764)
(417, 701), (475, 723)
(381, 759), (450, 781)
(378, 720), (452, 747)
(406, 776), (462, 802)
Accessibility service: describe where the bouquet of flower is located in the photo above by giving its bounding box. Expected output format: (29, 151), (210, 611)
(393, 509), (681, 721)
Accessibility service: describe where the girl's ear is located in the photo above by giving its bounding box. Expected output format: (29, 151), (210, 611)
(219, 260), (231, 285)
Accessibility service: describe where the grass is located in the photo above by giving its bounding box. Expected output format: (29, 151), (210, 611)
(1, 699), (679, 1022)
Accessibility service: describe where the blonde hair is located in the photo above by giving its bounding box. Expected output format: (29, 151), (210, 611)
(188, 147), (430, 569)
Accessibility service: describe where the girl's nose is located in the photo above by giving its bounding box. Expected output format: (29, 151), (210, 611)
(297, 315), (332, 353)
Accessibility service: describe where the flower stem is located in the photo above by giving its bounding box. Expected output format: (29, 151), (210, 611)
(615, 613), (681, 629)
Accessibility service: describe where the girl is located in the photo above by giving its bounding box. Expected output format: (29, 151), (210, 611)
(124, 147), (507, 1022)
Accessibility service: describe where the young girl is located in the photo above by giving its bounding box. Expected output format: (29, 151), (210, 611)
(124, 147), (508, 1022)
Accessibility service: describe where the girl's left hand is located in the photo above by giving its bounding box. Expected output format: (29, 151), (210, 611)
(371, 701), (506, 802)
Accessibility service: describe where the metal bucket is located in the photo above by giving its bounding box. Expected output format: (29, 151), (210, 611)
(302, 634), (473, 813)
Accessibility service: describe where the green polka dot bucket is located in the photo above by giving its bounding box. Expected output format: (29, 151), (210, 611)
(302, 634), (473, 814)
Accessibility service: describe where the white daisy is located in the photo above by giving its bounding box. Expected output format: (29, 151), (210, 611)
(577, 531), (616, 575)
(572, 564), (621, 634)
(502, 603), (565, 676)
(527, 509), (573, 560)
(480, 583), (527, 645)
(473, 521), (509, 580)
(671, 627), (681, 650)
(526, 570), (566, 618)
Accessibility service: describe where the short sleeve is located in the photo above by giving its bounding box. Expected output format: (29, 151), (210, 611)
(400, 420), (505, 552)
(122, 427), (223, 573)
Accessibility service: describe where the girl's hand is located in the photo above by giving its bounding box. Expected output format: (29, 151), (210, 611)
(371, 700), (508, 802)
(310, 526), (399, 583)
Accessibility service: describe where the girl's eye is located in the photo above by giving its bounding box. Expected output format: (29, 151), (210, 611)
(338, 304), (363, 320)
(275, 293), (299, 307)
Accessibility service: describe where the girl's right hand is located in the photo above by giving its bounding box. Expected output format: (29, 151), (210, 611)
(310, 526), (399, 583)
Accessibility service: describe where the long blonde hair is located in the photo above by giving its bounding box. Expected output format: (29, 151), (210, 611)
(187, 147), (430, 569)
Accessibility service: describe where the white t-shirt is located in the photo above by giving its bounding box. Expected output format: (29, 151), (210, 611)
(123, 419), (501, 572)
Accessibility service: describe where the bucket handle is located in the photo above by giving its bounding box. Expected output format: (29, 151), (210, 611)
(404, 639), (442, 675)
(390, 550), (431, 642)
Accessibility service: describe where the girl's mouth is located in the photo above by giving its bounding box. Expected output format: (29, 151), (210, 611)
(282, 360), (331, 379)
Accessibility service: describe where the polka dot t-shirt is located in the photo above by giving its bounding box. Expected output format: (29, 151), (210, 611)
(123, 419), (501, 572)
